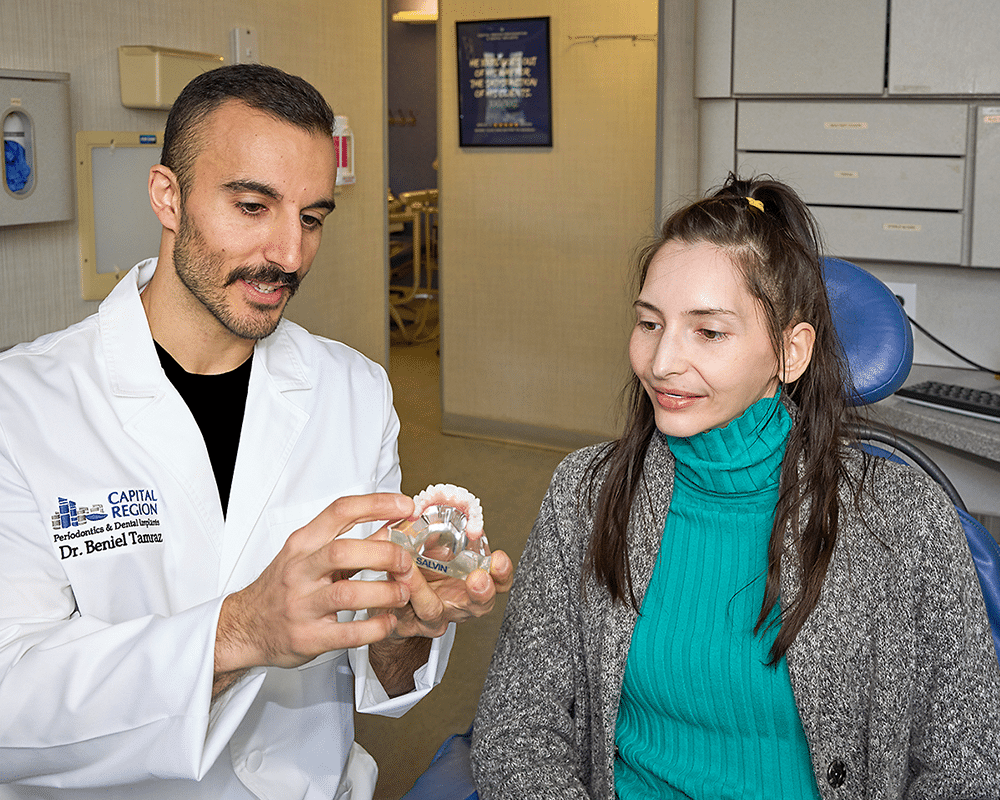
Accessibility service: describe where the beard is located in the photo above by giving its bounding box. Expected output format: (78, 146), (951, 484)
(172, 210), (302, 341)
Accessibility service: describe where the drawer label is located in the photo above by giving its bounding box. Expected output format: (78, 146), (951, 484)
(834, 171), (859, 179)
(883, 223), (922, 232)
(824, 121), (868, 130)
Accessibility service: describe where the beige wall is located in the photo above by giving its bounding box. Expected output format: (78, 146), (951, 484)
(438, 0), (672, 447)
(0, 0), (388, 364)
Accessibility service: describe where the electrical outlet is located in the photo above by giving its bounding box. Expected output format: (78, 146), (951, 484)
(231, 27), (259, 64)
(884, 281), (917, 319)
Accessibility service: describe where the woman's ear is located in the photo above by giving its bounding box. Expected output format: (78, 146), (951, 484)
(782, 322), (816, 384)
(148, 164), (181, 233)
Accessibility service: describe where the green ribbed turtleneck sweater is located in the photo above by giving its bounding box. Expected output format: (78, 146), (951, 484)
(614, 394), (819, 799)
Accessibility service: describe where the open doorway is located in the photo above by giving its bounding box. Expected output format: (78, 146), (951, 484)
(387, 1), (438, 193)
(386, 1), (440, 344)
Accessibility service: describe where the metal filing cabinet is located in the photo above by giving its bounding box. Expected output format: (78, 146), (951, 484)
(695, 0), (1000, 268)
(734, 101), (970, 264)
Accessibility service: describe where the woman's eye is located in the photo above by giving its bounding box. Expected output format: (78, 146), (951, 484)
(700, 328), (727, 341)
(637, 319), (660, 332)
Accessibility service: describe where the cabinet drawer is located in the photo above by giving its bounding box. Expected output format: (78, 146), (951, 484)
(813, 206), (964, 265)
(972, 107), (1000, 268)
(738, 102), (968, 155)
(732, 0), (886, 96)
(737, 152), (965, 210)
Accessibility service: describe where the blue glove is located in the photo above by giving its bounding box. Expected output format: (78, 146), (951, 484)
(5, 139), (31, 192)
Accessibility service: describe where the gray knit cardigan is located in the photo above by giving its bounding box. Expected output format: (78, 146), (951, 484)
(472, 434), (1000, 799)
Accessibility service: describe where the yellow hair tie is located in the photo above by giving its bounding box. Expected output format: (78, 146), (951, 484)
(747, 197), (764, 212)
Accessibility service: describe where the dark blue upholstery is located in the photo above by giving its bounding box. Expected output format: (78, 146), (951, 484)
(400, 727), (476, 800)
(823, 256), (913, 405)
(959, 508), (1000, 658)
(826, 258), (1000, 665)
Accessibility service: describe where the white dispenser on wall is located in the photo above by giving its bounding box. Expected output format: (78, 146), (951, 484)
(1, 69), (73, 227)
(333, 115), (355, 186)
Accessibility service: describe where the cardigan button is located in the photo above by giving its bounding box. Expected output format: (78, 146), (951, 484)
(826, 759), (847, 788)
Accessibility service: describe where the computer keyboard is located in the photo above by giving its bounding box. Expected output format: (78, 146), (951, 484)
(896, 380), (1000, 422)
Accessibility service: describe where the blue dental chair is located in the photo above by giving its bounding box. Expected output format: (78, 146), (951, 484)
(401, 256), (1000, 800)
(822, 256), (1000, 659)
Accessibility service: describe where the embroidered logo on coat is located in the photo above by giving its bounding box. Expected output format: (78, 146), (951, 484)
(50, 497), (108, 529)
(50, 489), (164, 560)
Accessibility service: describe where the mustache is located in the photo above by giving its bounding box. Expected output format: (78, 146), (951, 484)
(226, 265), (302, 293)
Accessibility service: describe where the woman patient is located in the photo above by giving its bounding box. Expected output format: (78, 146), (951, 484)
(472, 175), (1000, 798)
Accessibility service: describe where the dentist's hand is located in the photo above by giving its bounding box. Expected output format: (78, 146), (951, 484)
(213, 493), (416, 695)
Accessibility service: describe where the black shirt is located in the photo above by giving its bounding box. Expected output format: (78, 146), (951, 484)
(154, 342), (252, 516)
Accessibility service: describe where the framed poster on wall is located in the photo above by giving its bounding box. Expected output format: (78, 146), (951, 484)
(456, 17), (552, 147)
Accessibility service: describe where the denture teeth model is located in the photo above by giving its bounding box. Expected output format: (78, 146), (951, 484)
(412, 483), (484, 537)
(389, 483), (490, 578)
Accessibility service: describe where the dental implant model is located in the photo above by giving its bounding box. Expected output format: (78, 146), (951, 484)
(389, 483), (490, 578)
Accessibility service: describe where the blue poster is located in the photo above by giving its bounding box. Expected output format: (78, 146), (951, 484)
(456, 17), (552, 147)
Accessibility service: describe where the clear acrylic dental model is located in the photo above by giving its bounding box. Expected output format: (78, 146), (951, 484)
(389, 483), (491, 579)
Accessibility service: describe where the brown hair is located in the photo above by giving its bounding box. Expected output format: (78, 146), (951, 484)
(585, 174), (866, 664)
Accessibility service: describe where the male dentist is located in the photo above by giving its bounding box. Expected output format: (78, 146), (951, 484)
(0, 63), (511, 799)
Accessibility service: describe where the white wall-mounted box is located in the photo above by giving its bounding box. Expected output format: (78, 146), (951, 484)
(118, 45), (223, 110)
(1, 68), (73, 227)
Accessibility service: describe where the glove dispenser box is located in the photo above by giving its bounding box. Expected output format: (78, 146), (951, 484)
(1, 69), (73, 227)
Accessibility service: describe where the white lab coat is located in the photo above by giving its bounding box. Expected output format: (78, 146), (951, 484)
(0, 259), (453, 799)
